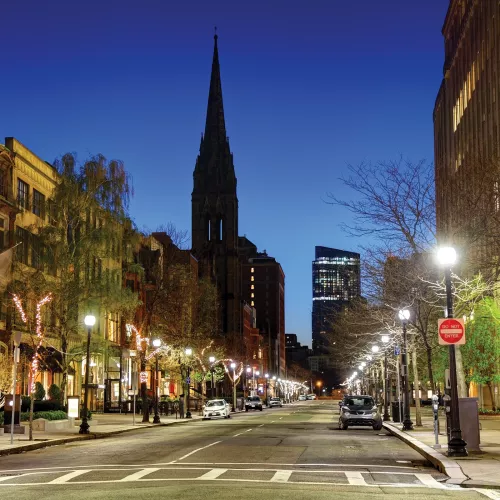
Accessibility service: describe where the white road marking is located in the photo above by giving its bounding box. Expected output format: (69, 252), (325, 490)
(121, 468), (159, 481)
(0, 476), (23, 483)
(233, 433), (243, 437)
(173, 462), (417, 469)
(415, 473), (446, 489)
(197, 468), (227, 480)
(48, 470), (92, 484)
(345, 471), (367, 485)
(270, 471), (293, 482)
(476, 489), (500, 499)
(258, 424), (264, 427)
(170, 441), (222, 463)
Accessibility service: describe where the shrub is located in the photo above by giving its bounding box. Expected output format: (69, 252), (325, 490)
(479, 408), (500, 415)
(20, 410), (68, 422)
(33, 400), (63, 412)
(34, 382), (45, 401)
(48, 384), (62, 402)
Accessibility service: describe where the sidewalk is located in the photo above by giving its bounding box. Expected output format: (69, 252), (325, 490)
(383, 407), (500, 489)
(0, 411), (204, 457)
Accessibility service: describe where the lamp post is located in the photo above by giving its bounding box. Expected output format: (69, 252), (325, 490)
(255, 370), (260, 397)
(246, 366), (251, 397)
(185, 348), (192, 418)
(381, 334), (390, 421)
(209, 356), (216, 399)
(80, 314), (96, 434)
(399, 309), (413, 431)
(265, 373), (269, 405)
(272, 375), (276, 398)
(277, 378), (282, 400)
(231, 362), (237, 412)
(437, 246), (467, 457)
(371, 345), (380, 404)
(152, 339), (161, 424)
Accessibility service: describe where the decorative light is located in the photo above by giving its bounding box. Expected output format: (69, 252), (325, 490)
(372, 345), (380, 353)
(437, 246), (457, 266)
(382, 335), (390, 343)
(398, 309), (410, 321)
(230, 362), (236, 369)
(265, 373), (269, 378)
(209, 356), (216, 363)
(140, 371), (148, 383)
(185, 348), (193, 356)
(84, 315), (96, 327)
(367, 355), (373, 361)
(361, 362), (366, 367)
(152, 339), (161, 348)
(255, 371), (260, 376)
(246, 367), (251, 373)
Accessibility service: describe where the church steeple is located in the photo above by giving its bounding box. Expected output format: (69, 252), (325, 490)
(203, 31), (227, 148)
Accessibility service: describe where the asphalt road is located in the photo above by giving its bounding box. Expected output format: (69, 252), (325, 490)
(0, 401), (496, 499)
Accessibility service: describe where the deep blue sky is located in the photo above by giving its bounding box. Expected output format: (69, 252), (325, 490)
(1, 0), (449, 347)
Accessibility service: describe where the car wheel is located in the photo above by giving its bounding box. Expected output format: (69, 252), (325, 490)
(245, 408), (248, 412)
(373, 423), (382, 431)
(227, 414), (231, 418)
(259, 407), (263, 411)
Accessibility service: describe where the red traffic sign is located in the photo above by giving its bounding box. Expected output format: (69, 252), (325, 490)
(438, 318), (465, 345)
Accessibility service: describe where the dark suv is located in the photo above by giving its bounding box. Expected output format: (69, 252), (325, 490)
(245, 396), (263, 411)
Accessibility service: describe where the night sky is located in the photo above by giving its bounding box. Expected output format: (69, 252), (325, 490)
(1, 0), (449, 347)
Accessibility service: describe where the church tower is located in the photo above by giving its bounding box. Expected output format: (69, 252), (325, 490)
(192, 33), (240, 340)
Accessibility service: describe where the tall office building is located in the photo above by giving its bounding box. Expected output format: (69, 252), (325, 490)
(312, 246), (360, 354)
(434, 1), (500, 268)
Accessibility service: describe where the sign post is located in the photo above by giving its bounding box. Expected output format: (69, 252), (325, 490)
(438, 318), (465, 345)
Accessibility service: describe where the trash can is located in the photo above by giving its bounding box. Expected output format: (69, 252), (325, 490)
(391, 401), (401, 422)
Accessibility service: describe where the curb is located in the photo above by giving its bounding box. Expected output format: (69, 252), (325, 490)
(0, 417), (203, 457)
(383, 422), (468, 485)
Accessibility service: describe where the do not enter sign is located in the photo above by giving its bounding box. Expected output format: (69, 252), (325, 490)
(438, 318), (466, 345)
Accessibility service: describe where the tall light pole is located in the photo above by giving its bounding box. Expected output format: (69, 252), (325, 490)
(152, 339), (161, 424)
(185, 348), (192, 418)
(381, 334), (390, 421)
(255, 370), (260, 397)
(437, 246), (467, 457)
(246, 366), (251, 397)
(272, 375), (276, 398)
(209, 356), (216, 399)
(265, 373), (269, 405)
(80, 314), (95, 434)
(372, 345), (380, 404)
(231, 362), (237, 412)
(399, 309), (413, 431)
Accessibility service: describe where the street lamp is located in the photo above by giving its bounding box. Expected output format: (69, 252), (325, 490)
(80, 314), (96, 434)
(381, 334), (390, 422)
(185, 348), (192, 418)
(255, 370), (260, 397)
(437, 246), (467, 457)
(152, 339), (161, 424)
(265, 373), (269, 405)
(398, 309), (413, 431)
(230, 362), (237, 412)
(246, 367), (251, 397)
(209, 356), (216, 399)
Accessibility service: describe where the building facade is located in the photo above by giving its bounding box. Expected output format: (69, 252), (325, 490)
(312, 246), (360, 354)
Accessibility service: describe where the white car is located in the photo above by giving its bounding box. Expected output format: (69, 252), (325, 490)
(306, 394), (317, 400)
(298, 395), (307, 401)
(269, 397), (283, 407)
(203, 399), (231, 420)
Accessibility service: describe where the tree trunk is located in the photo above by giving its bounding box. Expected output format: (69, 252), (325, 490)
(425, 344), (435, 392)
(60, 336), (68, 404)
(411, 348), (422, 426)
(29, 393), (34, 441)
(455, 346), (468, 398)
(487, 382), (496, 411)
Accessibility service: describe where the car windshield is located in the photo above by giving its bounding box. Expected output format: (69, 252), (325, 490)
(346, 397), (374, 407)
(247, 397), (260, 401)
(271, 398), (279, 401)
(206, 400), (225, 407)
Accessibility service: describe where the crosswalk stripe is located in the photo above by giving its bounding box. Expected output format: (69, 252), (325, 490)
(197, 469), (228, 480)
(270, 471), (293, 482)
(345, 471), (367, 485)
(415, 473), (446, 489)
(121, 468), (159, 481)
(48, 470), (91, 484)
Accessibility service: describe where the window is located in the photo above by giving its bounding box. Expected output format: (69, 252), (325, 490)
(0, 169), (7, 198)
(251, 301), (254, 306)
(251, 267), (254, 273)
(17, 179), (29, 210)
(32, 190), (45, 218)
(251, 293), (254, 298)
(15, 226), (29, 265)
(107, 313), (119, 343)
(31, 234), (44, 270)
(251, 276), (254, 282)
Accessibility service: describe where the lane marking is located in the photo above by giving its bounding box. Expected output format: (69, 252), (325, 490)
(345, 471), (367, 485)
(258, 424), (264, 427)
(233, 433), (243, 437)
(121, 468), (159, 482)
(172, 462), (417, 469)
(270, 470), (293, 482)
(415, 473), (446, 489)
(476, 489), (500, 499)
(0, 476), (23, 483)
(48, 470), (92, 484)
(171, 441), (222, 462)
(197, 468), (227, 480)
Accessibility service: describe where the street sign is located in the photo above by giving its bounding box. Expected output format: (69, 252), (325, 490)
(185, 376), (191, 384)
(394, 345), (401, 356)
(438, 318), (465, 345)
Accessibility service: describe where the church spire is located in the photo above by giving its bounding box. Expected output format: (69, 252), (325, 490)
(203, 28), (227, 147)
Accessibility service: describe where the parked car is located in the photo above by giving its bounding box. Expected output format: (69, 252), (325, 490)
(245, 396), (263, 411)
(306, 394), (317, 400)
(203, 399), (231, 420)
(298, 395), (307, 401)
(338, 395), (382, 431)
(269, 397), (283, 408)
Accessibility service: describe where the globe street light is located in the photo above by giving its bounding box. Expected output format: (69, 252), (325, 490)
(437, 246), (467, 457)
(246, 367), (251, 397)
(209, 356), (216, 398)
(265, 373), (269, 405)
(230, 362), (237, 412)
(80, 314), (96, 434)
(398, 309), (413, 431)
(255, 370), (260, 397)
(381, 334), (390, 421)
(185, 348), (193, 418)
(152, 339), (162, 424)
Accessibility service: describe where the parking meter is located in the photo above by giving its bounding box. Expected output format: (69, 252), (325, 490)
(432, 395), (439, 447)
(443, 394), (451, 441)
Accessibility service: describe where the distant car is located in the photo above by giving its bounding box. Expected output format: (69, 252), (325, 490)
(298, 395), (307, 401)
(245, 396), (263, 411)
(306, 394), (317, 400)
(203, 399), (231, 420)
(269, 397), (283, 408)
(338, 395), (382, 431)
